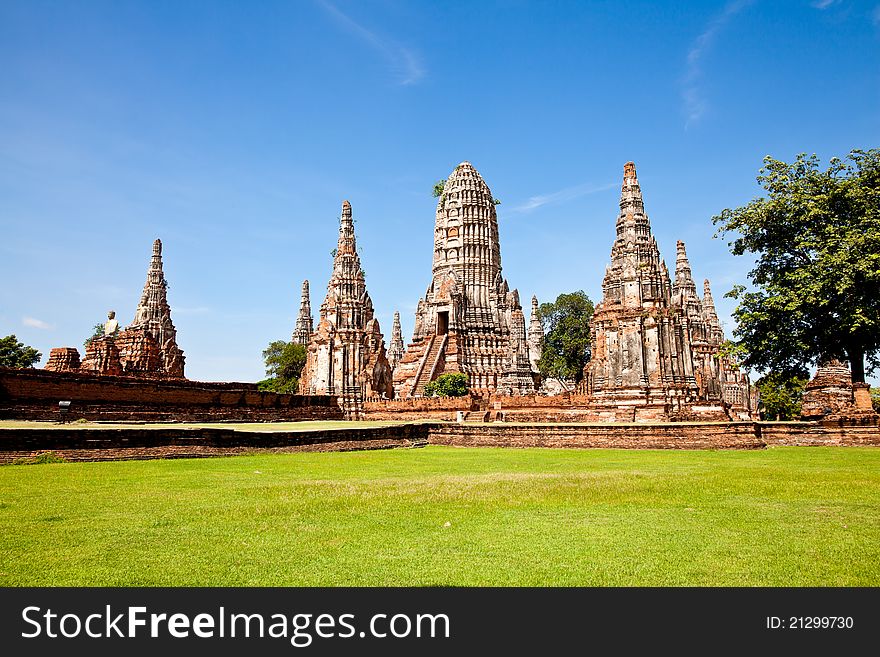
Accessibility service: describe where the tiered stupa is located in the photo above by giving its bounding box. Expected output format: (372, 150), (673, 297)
(393, 161), (538, 397)
(299, 201), (393, 415)
(584, 162), (752, 420)
(117, 239), (185, 377)
(672, 241), (720, 401)
(585, 162), (697, 418)
(292, 280), (313, 346)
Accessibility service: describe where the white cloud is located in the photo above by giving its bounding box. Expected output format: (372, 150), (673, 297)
(511, 181), (617, 214)
(22, 316), (51, 330)
(811, 0), (840, 9)
(682, 0), (754, 127)
(317, 0), (425, 85)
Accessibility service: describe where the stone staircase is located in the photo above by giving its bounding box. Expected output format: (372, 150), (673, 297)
(414, 334), (447, 396)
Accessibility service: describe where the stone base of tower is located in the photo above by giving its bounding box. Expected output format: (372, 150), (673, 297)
(584, 383), (732, 422)
(393, 331), (540, 399)
(393, 334), (460, 398)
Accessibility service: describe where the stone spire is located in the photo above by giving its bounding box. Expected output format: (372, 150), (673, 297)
(527, 295), (543, 371)
(672, 240), (705, 336)
(320, 200), (373, 324)
(292, 280), (313, 346)
(300, 201), (393, 410)
(124, 238), (185, 377)
(131, 239), (171, 327)
(388, 311), (405, 371)
(702, 279), (724, 345)
(393, 161), (536, 397)
(601, 162), (670, 308)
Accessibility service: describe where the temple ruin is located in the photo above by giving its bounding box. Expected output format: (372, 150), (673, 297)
(299, 201), (393, 416)
(582, 162), (752, 421)
(393, 161), (539, 397)
(801, 359), (878, 424)
(45, 238), (185, 379)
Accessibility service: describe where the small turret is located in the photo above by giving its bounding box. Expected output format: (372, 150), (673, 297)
(292, 280), (314, 346)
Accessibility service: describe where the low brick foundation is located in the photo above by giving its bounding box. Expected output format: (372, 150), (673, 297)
(1, 420), (876, 463)
(0, 368), (343, 422)
(429, 422), (766, 449)
(0, 424), (429, 463)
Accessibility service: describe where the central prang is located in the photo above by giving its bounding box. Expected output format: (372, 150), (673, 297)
(393, 161), (539, 398)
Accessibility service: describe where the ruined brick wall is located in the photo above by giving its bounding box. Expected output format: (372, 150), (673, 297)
(363, 395), (475, 420)
(0, 368), (343, 422)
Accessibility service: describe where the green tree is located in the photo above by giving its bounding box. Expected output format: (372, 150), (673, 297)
(0, 335), (42, 369)
(713, 149), (880, 383)
(536, 291), (594, 383)
(871, 387), (880, 413)
(259, 340), (307, 393)
(756, 371), (809, 421)
(432, 180), (445, 198)
(423, 372), (469, 397)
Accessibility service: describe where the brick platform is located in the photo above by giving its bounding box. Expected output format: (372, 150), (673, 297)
(1, 419), (877, 463)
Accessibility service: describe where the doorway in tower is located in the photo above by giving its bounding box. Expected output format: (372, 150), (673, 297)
(437, 311), (449, 336)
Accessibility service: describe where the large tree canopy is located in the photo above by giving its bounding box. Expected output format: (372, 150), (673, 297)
(0, 335), (42, 369)
(536, 291), (594, 384)
(258, 340), (307, 393)
(713, 149), (880, 383)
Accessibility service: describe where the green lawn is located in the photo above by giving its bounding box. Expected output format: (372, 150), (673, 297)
(1, 446), (878, 586)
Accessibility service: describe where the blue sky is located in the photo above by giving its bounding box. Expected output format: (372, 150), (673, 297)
(2, 0), (878, 383)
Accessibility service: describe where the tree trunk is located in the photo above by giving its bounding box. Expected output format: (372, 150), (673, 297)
(847, 346), (866, 383)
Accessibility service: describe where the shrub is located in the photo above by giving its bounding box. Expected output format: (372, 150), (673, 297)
(424, 372), (469, 397)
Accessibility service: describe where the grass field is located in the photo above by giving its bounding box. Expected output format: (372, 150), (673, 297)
(1, 446), (878, 586)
